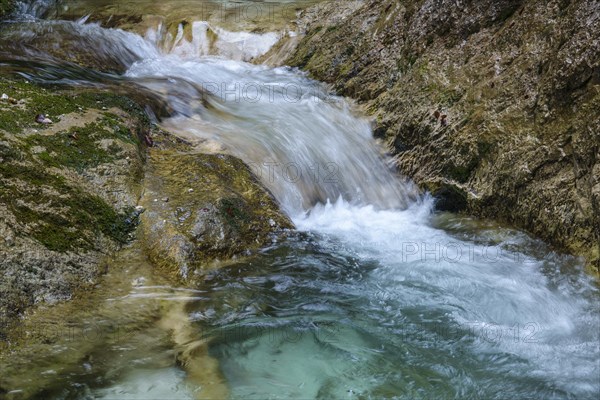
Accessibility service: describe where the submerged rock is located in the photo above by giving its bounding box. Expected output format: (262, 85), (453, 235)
(283, 0), (600, 274)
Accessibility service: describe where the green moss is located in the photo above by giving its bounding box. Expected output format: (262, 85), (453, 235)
(22, 116), (135, 172)
(27, 129), (113, 172)
(0, 79), (144, 253)
(0, 77), (150, 136)
(219, 197), (250, 228)
(0, 156), (137, 252)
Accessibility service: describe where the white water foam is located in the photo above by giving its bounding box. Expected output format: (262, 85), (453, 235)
(292, 197), (599, 396)
(146, 21), (281, 61)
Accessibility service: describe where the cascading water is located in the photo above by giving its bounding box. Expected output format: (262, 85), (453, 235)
(12, 0), (55, 19)
(125, 57), (417, 214)
(0, 2), (598, 399)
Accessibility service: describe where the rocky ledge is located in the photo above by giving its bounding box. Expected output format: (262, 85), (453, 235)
(0, 76), (291, 333)
(273, 0), (599, 273)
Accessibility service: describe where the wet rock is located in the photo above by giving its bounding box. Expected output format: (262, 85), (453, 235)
(140, 142), (293, 281)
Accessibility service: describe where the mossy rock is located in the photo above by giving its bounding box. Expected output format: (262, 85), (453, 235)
(0, 77), (147, 324)
(140, 145), (293, 281)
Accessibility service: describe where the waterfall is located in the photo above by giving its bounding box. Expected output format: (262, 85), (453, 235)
(125, 56), (418, 214)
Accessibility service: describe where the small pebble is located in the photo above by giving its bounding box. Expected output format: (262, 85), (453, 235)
(134, 205), (145, 213)
(5, 235), (15, 247)
(188, 188), (194, 193)
(35, 114), (53, 124)
(1, 93), (8, 100)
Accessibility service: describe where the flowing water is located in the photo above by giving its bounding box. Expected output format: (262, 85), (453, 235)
(1, 1), (599, 399)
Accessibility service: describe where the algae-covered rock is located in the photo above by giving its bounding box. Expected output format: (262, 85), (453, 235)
(140, 133), (293, 281)
(283, 0), (600, 273)
(0, 76), (148, 324)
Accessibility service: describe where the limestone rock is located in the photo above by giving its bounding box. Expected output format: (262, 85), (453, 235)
(283, 0), (600, 274)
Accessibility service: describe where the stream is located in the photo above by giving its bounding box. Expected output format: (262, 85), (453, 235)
(1, 1), (599, 399)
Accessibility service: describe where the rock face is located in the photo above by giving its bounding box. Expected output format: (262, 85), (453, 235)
(281, 0), (599, 273)
(140, 132), (293, 281)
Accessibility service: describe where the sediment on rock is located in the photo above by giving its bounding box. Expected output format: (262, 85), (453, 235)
(280, 0), (600, 273)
